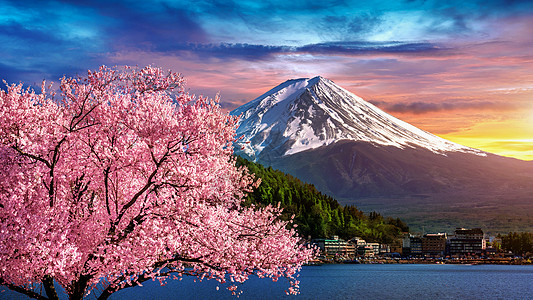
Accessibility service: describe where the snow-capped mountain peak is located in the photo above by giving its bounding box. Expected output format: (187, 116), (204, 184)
(231, 76), (484, 161)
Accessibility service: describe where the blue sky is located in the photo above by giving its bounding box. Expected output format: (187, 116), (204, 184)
(2, 0), (531, 81)
(1, 0), (533, 159)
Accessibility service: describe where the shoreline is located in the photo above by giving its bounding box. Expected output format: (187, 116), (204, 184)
(310, 257), (533, 265)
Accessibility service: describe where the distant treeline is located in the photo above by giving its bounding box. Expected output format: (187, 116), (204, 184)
(498, 232), (533, 255)
(236, 156), (409, 244)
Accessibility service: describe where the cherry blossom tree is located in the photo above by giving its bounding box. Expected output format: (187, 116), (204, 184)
(0, 66), (314, 300)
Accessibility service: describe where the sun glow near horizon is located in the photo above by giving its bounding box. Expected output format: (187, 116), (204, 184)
(442, 137), (533, 161)
(441, 136), (533, 161)
(356, 87), (533, 162)
(437, 117), (533, 161)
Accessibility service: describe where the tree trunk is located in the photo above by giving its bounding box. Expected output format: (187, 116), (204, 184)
(69, 275), (90, 300)
(42, 275), (59, 300)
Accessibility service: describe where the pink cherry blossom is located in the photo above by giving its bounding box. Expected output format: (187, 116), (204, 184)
(0, 66), (315, 299)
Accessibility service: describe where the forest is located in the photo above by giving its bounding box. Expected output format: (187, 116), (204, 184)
(236, 156), (409, 244)
(498, 232), (533, 256)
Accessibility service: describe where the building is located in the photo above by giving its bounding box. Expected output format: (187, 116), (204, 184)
(448, 228), (486, 256)
(357, 244), (375, 257)
(402, 234), (412, 255)
(367, 242), (381, 255)
(421, 233), (447, 256)
(350, 237), (367, 247)
(390, 245), (403, 255)
(313, 236), (356, 257)
(380, 244), (391, 255)
(409, 236), (423, 255)
(403, 234), (424, 256)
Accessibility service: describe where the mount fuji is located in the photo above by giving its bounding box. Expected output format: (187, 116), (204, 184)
(231, 76), (533, 232)
(232, 76), (484, 160)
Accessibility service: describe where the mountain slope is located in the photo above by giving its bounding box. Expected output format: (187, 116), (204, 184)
(231, 76), (533, 233)
(232, 76), (483, 161)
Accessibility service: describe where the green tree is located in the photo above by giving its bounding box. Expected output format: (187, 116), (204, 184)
(236, 156), (409, 244)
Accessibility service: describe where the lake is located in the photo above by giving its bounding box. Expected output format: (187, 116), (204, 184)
(3, 264), (533, 299)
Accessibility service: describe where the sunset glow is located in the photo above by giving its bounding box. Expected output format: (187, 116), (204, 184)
(1, 0), (532, 160)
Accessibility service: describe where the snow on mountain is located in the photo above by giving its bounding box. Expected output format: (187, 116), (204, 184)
(231, 76), (485, 161)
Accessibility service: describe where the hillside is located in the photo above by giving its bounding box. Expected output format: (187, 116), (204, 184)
(236, 156), (408, 244)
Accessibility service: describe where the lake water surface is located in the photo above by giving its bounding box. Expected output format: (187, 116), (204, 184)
(116, 264), (533, 299)
(3, 264), (533, 299)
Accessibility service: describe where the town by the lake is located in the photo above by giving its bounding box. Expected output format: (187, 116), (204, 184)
(310, 227), (533, 265)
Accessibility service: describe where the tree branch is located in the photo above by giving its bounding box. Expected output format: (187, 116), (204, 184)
(95, 255), (221, 300)
(47, 136), (67, 207)
(110, 213), (146, 243)
(0, 279), (49, 300)
(114, 149), (169, 227)
(103, 167), (111, 216)
(10, 146), (51, 168)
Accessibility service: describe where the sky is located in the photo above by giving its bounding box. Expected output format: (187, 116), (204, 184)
(1, 0), (532, 160)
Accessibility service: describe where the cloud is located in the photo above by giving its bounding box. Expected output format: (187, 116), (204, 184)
(103, 4), (208, 51)
(369, 99), (518, 114)
(0, 63), (36, 90)
(1, 0), (208, 50)
(157, 41), (448, 62)
(296, 41), (446, 55)
(317, 13), (384, 41)
(173, 43), (288, 60)
(0, 22), (65, 46)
